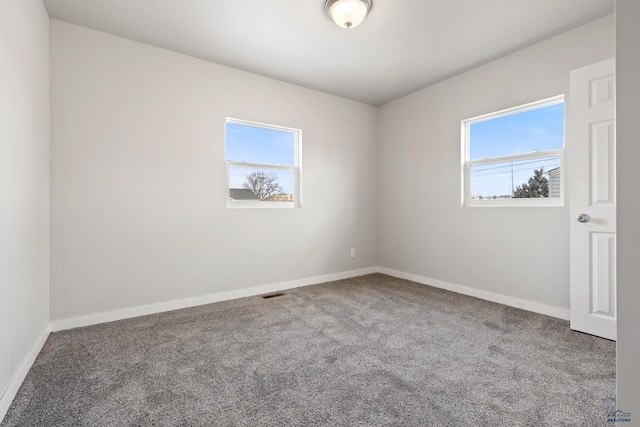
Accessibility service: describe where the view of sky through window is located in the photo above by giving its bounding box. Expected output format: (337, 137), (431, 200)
(470, 103), (564, 160)
(469, 102), (564, 198)
(226, 122), (296, 194)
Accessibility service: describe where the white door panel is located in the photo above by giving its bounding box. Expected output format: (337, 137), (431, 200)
(569, 58), (616, 341)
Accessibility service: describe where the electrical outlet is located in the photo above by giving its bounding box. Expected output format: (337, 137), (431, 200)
(350, 248), (356, 258)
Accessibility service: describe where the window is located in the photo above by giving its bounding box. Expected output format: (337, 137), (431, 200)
(225, 118), (301, 208)
(462, 96), (564, 207)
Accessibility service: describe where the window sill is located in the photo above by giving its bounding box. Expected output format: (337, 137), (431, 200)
(464, 198), (564, 208)
(226, 201), (297, 209)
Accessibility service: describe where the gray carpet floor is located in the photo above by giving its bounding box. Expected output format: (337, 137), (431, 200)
(2, 274), (615, 426)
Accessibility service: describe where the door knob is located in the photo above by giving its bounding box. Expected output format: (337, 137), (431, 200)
(576, 213), (590, 223)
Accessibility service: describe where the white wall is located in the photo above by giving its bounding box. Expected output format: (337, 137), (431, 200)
(50, 20), (378, 321)
(377, 16), (614, 312)
(0, 0), (50, 402)
(616, 0), (640, 419)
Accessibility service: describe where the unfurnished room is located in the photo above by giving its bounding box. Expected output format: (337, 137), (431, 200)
(1, 0), (640, 426)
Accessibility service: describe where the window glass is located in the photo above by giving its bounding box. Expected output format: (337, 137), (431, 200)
(469, 103), (564, 160)
(470, 156), (561, 200)
(228, 166), (295, 202)
(226, 122), (295, 166)
(462, 96), (564, 206)
(225, 119), (300, 207)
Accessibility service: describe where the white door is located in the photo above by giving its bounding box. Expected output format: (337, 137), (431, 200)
(569, 58), (616, 341)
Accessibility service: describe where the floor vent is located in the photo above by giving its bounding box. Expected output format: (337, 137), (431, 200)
(262, 292), (285, 299)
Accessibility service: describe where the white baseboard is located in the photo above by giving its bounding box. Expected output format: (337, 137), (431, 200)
(50, 267), (379, 332)
(50, 266), (569, 332)
(377, 267), (570, 320)
(0, 324), (51, 423)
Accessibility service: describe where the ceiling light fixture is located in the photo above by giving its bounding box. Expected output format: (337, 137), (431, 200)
(325, 0), (372, 29)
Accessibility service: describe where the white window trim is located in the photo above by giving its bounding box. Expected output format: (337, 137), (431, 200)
(226, 118), (301, 209)
(461, 95), (565, 208)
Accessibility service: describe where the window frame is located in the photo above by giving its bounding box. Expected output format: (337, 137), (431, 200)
(461, 95), (565, 208)
(225, 118), (301, 209)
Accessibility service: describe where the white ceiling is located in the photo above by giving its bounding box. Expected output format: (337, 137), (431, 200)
(42, 0), (614, 105)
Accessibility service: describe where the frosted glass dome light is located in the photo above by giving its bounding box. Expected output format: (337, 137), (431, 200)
(325, 0), (372, 29)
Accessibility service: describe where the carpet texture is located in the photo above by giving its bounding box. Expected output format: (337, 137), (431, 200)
(2, 274), (615, 426)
